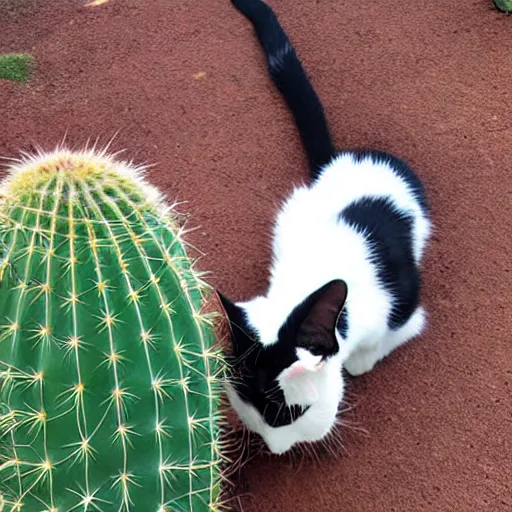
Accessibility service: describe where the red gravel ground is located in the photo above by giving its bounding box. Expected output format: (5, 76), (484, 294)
(1, 0), (511, 510)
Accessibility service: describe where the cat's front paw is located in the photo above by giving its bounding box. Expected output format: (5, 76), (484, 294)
(343, 347), (380, 376)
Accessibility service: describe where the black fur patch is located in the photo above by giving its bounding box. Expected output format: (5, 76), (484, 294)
(350, 149), (429, 213)
(340, 194), (421, 330)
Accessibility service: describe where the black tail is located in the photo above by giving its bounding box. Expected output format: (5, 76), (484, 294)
(232, 0), (336, 181)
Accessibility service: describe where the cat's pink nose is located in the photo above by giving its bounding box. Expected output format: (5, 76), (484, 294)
(287, 364), (306, 378)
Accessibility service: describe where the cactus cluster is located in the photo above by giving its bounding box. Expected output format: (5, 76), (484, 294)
(0, 146), (228, 511)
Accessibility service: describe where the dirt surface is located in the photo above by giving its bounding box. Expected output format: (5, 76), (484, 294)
(1, 0), (512, 510)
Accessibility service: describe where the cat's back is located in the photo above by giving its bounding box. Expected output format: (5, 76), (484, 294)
(273, 150), (428, 241)
(314, 150), (427, 216)
(268, 149), (431, 334)
(269, 149), (430, 297)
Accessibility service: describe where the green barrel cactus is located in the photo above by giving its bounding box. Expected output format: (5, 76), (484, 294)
(494, 0), (512, 13)
(0, 147), (228, 511)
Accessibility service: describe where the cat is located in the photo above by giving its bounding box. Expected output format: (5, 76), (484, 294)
(218, 0), (432, 455)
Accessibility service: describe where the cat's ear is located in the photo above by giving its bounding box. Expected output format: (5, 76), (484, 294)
(217, 291), (241, 324)
(295, 279), (348, 360)
(216, 290), (255, 356)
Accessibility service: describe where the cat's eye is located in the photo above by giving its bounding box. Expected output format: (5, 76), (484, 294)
(306, 344), (324, 356)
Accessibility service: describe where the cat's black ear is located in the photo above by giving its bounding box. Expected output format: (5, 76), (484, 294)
(217, 291), (241, 324)
(216, 290), (255, 357)
(295, 279), (348, 357)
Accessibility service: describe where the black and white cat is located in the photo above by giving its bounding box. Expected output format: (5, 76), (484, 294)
(218, 0), (431, 455)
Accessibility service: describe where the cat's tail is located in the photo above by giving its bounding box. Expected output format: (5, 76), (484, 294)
(232, 0), (336, 182)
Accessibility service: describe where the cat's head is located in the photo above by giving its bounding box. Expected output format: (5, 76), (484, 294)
(218, 279), (348, 455)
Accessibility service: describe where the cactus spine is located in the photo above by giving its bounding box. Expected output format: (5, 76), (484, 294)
(0, 147), (227, 511)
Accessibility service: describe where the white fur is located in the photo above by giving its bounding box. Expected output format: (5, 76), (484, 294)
(231, 153), (431, 454)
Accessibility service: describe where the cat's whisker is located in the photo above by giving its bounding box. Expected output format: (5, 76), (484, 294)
(328, 427), (350, 457)
(228, 344), (259, 366)
(263, 383), (282, 398)
(325, 430), (343, 457)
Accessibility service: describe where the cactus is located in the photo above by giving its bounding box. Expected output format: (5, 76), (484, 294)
(494, 0), (512, 12)
(0, 146), (228, 511)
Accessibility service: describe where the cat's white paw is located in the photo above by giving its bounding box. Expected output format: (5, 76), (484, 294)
(343, 346), (380, 376)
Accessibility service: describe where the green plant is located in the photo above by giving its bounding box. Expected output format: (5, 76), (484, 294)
(494, 0), (512, 13)
(0, 146), (228, 511)
(0, 53), (33, 82)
